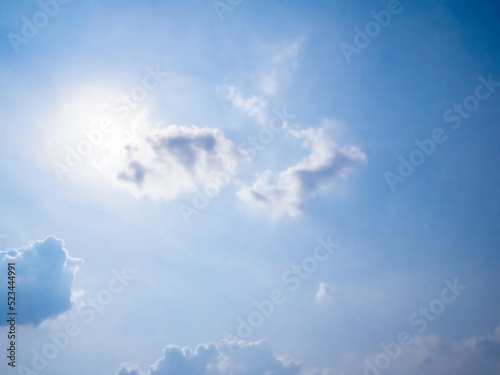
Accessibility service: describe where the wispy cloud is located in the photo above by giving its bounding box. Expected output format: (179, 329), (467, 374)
(260, 41), (301, 95)
(220, 85), (268, 125)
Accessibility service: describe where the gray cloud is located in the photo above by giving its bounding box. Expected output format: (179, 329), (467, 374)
(154, 134), (217, 170)
(359, 327), (500, 375)
(118, 161), (149, 186)
(0, 236), (82, 326)
(118, 368), (143, 375)
(237, 124), (366, 218)
(391, 329), (500, 375)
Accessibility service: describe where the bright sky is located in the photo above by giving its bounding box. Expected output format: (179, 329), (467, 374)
(0, 1), (500, 375)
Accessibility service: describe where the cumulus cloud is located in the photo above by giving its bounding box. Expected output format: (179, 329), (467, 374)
(117, 340), (301, 375)
(237, 124), (366, 218)
(315, 282), (333, 304)
(220, 85), (268, 125)
(98, 118), (246, 200)
(0, 236), (82, 326)
(118, 330), (500, 375)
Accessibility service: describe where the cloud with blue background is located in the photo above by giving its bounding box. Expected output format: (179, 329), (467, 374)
(0, 236), (82, 326)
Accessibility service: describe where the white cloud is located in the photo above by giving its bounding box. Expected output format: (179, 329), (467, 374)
(118, 329), (500, 375)
(221, 85), (268, 125)
(315, 282), (333, 304)
(0, 236), (83, 326)
(96, 116), (246, 200)
(117, 340), (301, 375)
(237, 123), (366, 218)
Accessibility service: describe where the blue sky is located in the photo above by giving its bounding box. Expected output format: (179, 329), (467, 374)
(0, 0), (500, 374)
